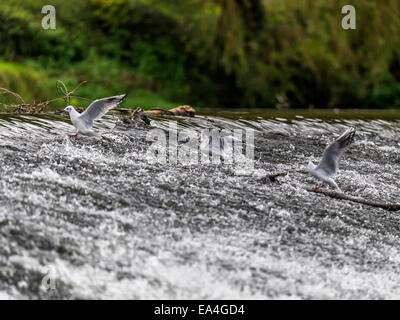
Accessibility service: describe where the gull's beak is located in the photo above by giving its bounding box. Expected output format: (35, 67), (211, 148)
(58, 109), (65, 113)
(298, 162), (304, 165)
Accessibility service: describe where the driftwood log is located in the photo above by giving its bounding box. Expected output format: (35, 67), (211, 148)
(308, 188), (400, 212)
(259, 172), (400, 212)
(259, 172), (288, 183)
(109, 105), (196, 117)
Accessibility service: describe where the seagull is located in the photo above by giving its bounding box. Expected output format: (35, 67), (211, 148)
(60, 94), (127, 136)
(304, 127), (356, 192)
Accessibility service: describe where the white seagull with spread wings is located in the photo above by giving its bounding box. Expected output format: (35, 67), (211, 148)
(61, 94), (127, 136)
(304, 127), (356, 192)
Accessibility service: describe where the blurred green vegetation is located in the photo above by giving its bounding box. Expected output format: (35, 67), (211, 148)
(0, 0), (400, 110)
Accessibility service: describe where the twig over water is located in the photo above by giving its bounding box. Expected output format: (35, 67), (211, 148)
(308, 188), (400, 212)
(0, 80), (91, 114)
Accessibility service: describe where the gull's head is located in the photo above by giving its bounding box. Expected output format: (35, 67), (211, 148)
(61, 106), (74, 113)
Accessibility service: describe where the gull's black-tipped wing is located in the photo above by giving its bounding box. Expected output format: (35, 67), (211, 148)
(316, 127), (356, 177)
(79, 94), (127, 129)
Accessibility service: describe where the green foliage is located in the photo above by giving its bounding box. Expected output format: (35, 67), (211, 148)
(0, 62), (51, 104)
(0, 0), (400, 109)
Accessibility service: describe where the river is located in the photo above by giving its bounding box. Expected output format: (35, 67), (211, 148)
(0, 109), (399, 299)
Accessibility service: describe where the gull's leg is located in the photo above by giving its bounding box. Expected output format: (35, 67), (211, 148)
(326, 178), (342, 192)
(68, 132), (78, 138)
(312, 184), (325, 191)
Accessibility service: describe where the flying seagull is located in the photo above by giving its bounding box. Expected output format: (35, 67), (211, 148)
(304, 127), (356, 192)
(60, 94), (127, 136)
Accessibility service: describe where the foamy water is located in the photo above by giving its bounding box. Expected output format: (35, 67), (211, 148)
(0, 111), (399, 299)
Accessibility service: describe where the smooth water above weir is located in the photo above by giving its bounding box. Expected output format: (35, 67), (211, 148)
(0, 110), (400, 299)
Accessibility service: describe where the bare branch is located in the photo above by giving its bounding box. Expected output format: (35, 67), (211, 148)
(308, 188), (400, 212)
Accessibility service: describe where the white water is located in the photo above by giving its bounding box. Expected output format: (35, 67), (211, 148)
(0, 112), (399, 299)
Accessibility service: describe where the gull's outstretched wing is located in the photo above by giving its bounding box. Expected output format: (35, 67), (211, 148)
(79, 94), (126, 129)
(315, 127), (356, 177)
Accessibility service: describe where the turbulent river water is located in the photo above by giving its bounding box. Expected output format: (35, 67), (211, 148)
(0, 109), (399, 299)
